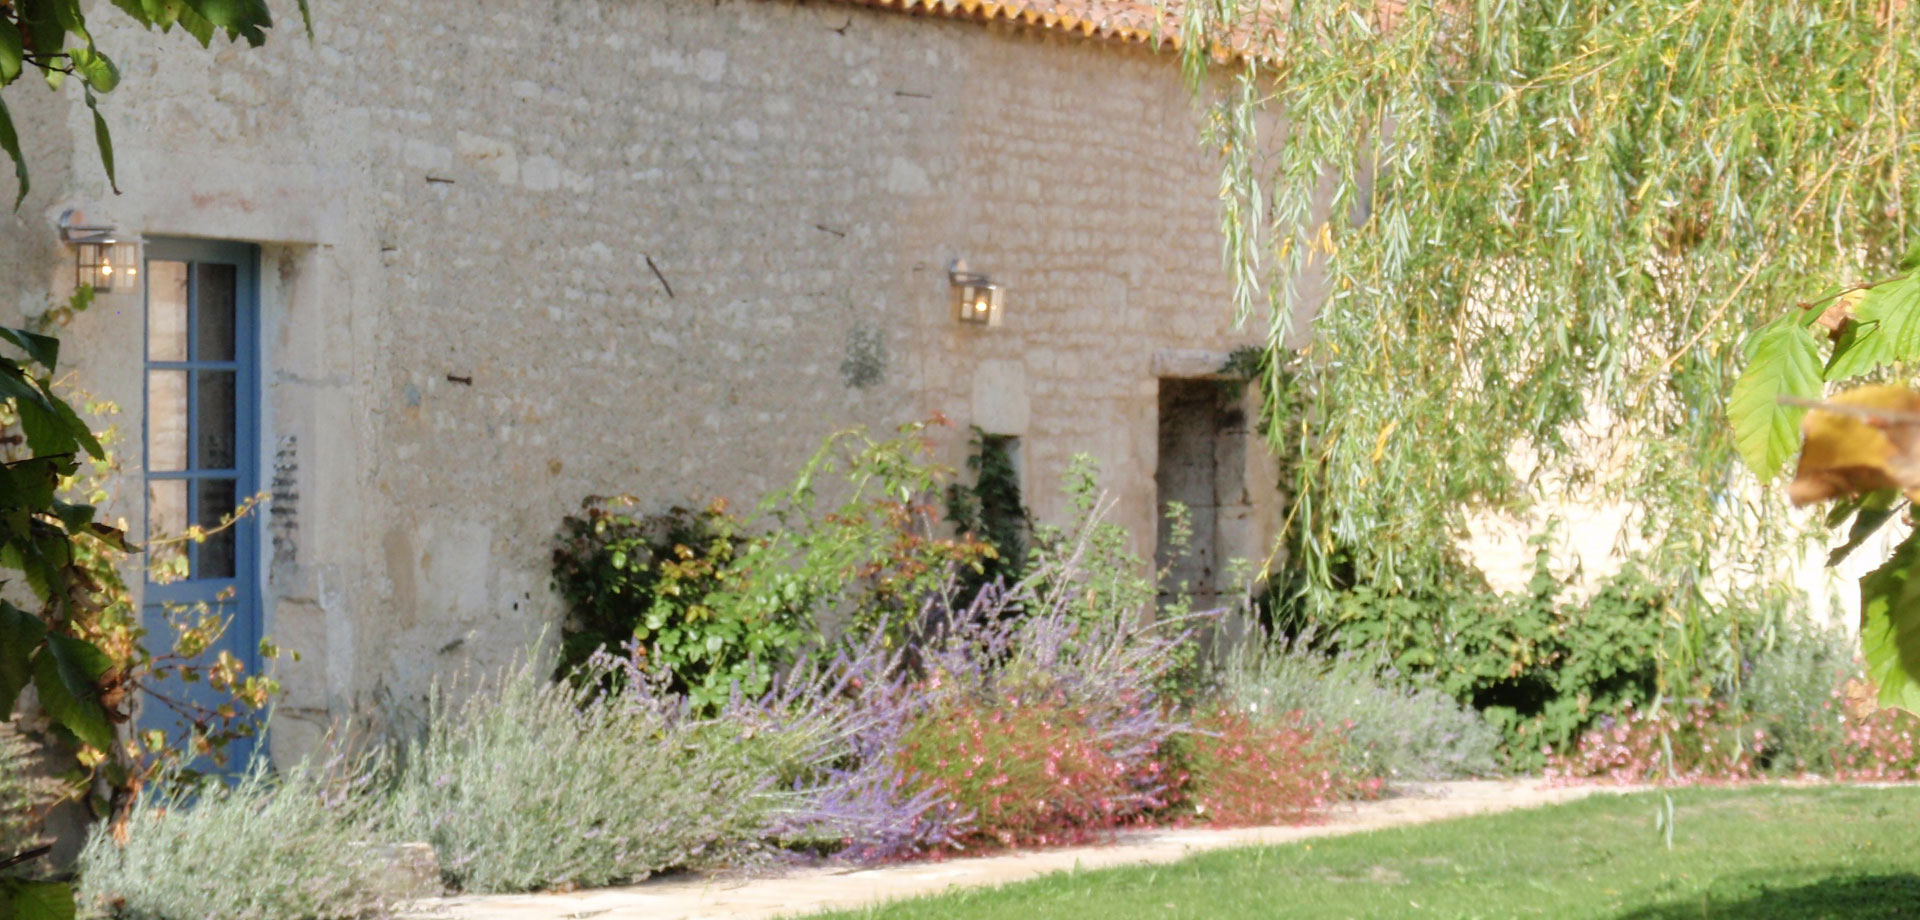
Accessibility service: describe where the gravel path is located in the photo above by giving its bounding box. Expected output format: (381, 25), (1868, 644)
(410, 780), (1638, 920)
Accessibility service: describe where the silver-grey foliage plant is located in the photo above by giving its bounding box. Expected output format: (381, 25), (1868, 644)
(1220, 633), (1501, 781)
(385, 657), (792, 892)
(1740, 622), (1860, 777)
(77, 750), (396, 920)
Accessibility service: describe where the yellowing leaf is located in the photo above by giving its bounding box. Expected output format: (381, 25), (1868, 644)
(1842, 677), (1878, 720)
(1370, 419), (1398, 464)
(1786, 385), (1920, 506)
(1812, 289), (1864, 339)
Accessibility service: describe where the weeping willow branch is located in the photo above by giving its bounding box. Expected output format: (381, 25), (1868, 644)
(1179, 1), (1915, 629)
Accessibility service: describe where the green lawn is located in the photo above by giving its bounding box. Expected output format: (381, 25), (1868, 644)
(804, 786), (1920, 920)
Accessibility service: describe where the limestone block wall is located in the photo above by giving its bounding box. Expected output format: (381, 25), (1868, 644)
(0, 0), (1273, 758)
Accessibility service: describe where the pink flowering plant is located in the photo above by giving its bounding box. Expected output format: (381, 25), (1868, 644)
(1174, 707), (1370, 826)
(1546, 699), (1764, 784)
(1548, 688), (1920, 785)
(880, 575), (1192, 852)
(896, 693), (1172, 849)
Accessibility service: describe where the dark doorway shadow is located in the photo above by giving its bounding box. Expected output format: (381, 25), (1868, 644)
(1613, 873), (1920, 919)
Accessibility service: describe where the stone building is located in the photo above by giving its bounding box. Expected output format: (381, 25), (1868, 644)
(0, 0), (1279, 759)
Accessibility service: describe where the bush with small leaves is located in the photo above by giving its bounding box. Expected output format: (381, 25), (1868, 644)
(77, 750), (396, 920)
(386, 656), (794, 892)
(1218, 633), (1501, 782)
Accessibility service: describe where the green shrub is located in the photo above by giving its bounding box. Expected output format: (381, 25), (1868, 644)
(77, 751), (396, 920)
(944, 426), (1030, 597)
(1305, 548), (1666, 768)
(551, 423), (988, 708)
(550, 500), (795, 703)
(386, 657), (795, 893)
(1025, 455), (1164, 627)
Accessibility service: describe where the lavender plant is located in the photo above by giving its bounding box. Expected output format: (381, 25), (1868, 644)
(765, 507), (1198, 858)
(742, 633), (964, 862)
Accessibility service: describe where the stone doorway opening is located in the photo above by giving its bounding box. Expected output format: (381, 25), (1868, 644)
(1154, 377), (1256, 612)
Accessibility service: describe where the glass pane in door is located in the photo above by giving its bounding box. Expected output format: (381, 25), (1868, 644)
(195, 371), (237, 469)
(147, 479), (187, 574)
(195, 263), (237, 361)
(147, 370), (188, 471)
(147, 261), (188, 361)
(195, 479), (238, 579)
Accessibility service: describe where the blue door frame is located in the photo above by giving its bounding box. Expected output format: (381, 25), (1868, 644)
(139, 237), (264, 770)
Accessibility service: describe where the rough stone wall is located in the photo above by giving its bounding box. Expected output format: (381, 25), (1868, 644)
(0, 0), (1273, 759)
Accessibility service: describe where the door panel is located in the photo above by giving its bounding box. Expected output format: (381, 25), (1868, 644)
(139, 239), (262, 772)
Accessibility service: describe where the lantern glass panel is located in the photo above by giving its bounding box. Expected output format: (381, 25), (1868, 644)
(107, 242), (140, 290)
(949, 271), (1004, 326)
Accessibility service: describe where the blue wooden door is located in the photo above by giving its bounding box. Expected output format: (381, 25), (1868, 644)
(139, 238), (263, 771)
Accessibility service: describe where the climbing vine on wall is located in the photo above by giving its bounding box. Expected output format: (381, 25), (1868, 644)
(1176, 1), (1920, 664)
(945, 426), (1030, 599)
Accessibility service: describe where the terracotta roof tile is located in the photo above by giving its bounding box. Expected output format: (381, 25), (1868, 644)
(824, 0), (1269, 57)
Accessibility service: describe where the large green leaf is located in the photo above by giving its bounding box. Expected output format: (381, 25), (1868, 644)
(107, 0), (161, 26)
(182, 0), (271, 46)
(11, 390), (77, 459)
(67, 46), (118, 93)
(0, 20), (23, 84)
(45, 0), (91, 37)
(16, 3), (68, 80)
(1728, 316), (1825, 480)
(81, 90), (117, 195)
(46, 383), (101, 460)
(1825, 274), (1920, 382)
(0, 329), (58, 373)
(1859, 530), (1920, 715)
(0, 878), (75, 920)
(31, 635), (112, 751)
(0, 602), (45, 720)
(0, 362), (58, 421)
(0, 457), (67, 517)
(0, 98), (26, 210)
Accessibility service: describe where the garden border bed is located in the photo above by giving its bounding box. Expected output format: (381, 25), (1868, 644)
(410, 780), (1634, 920)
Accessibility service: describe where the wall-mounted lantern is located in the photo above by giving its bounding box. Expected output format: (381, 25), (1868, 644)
(58, 209), (140, 294)
(949, 259), (1003, 327)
